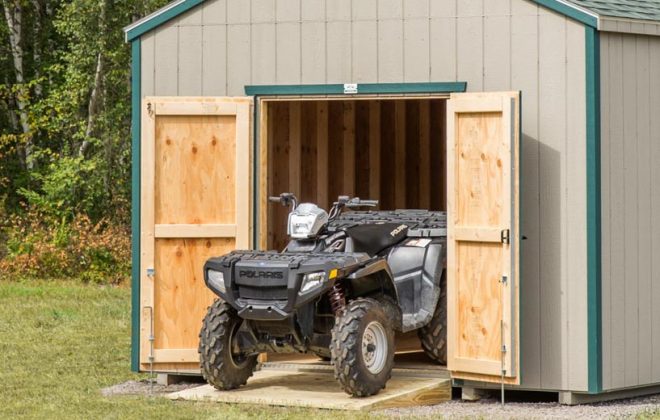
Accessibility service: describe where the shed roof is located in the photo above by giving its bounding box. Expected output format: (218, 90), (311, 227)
(569, 0), (660, 21)
(124, 0), (660, 42)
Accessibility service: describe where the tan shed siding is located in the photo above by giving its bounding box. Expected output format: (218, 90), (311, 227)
(600, 32), (660, 391)
(140, 0), (589, 392)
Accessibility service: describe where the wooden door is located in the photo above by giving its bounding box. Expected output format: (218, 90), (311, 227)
(446, 92), (520, 384)
(140, 97), (252, 371)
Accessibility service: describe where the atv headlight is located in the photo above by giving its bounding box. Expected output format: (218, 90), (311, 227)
(289, 214), (316, 238)
(207, 269), (226, 294)
(299, 271), (326, 295)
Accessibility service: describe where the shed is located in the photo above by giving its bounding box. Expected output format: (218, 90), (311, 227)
(124, 0), (660, 403)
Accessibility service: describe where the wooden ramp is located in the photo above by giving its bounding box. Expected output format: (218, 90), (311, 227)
(167, 362), (451, 411)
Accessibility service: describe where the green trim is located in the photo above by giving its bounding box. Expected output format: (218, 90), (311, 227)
(125, 0), (204, 42)
(130, 39), (141, 373)
(124, 0), (601, 43)
(244, 82), (467, 97)
(532, 0), (598, 27)
(585, 26), (602, 394)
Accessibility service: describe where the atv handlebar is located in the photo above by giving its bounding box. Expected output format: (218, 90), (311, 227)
(269, 193), (298, 209)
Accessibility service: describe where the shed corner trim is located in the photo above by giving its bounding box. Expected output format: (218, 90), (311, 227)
(130, 38), (141, 373)
(124, 0), (205, 42)
(585, 25), (602, 395)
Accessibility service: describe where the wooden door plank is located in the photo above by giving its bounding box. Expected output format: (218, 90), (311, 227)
(156, 101), (238, 116)
(154, 348), (201, 363)
(453, 227), (505, 243)
(394, 101), (406, 208)
(140, 98), (156, 365)
(343, 101), (356, 197)
(235, 101), (252, 249)
(155, 224), (237, 238)
(419, 100), (431, 208)
(316, 102), (329, 208)
(259, 100), (269, 250)
(369, 101), (381, 201)
(289, 102), (302, 197)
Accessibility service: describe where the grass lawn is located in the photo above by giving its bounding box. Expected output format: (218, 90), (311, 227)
(0, 280), (378, 420)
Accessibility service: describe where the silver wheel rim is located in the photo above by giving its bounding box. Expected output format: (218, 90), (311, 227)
(362, 321), (388, 374)
(228, 322), (249, 368)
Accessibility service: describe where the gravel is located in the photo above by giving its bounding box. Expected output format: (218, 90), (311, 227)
(382, 393), (660, 419)
(102, 380), (660, 418)
(101, 379), (202, 397)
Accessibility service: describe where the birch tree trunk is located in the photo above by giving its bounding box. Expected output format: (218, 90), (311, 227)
(3, 0), (32, 169)
(79, 52), (103, 157)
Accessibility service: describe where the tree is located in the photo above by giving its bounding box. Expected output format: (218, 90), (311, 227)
(0, 0), (169, 222)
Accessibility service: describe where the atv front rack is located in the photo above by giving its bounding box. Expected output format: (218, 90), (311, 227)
(204, 250), (370, 320)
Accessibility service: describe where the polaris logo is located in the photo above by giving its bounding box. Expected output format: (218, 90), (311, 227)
(239, 270), (284, 279)
(390, 224), (408, 237)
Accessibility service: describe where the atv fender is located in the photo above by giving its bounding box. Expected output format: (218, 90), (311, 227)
(346, 259), (402, 329)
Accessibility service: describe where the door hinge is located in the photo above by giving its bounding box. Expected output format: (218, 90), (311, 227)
(502, 344), (507, 353)
(501, 229), (510, 244)
(146, 268), (155, 277)
(500, 275), (508, 284)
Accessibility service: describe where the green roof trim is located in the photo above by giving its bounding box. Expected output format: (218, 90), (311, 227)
(124, 0), (612, 44)
(533, 0), (598, 27)
(124, 0), (203, 42)
(130, 39), (141, 373)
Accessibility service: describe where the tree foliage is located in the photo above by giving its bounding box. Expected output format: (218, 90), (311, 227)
(0, 0), (169, 281)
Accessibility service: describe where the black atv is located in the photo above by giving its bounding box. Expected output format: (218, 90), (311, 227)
(199, 193), (447, 397)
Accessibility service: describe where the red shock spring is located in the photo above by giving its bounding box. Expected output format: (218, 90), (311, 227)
(328, 281), (346, 315)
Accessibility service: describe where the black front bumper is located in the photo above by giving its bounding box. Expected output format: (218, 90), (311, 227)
(204, 251), (369, 320)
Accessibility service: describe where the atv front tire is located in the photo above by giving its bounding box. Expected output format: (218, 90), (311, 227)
(417, 273), (447, 364)
(199, 299), (258, 390)
(331, 298), (395, 397)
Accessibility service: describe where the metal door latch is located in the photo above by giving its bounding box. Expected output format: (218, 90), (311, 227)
(501, 229), (510, 244)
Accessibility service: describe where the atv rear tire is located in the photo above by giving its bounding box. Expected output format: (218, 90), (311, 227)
(331, 298), (395, 397)
(199, 299), (258, 390)
(417, 273), (447, 364)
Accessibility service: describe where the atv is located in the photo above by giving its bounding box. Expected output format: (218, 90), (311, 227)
(199, 193), (447, 397)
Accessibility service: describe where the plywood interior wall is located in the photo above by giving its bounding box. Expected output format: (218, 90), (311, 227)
(265, 99), (447, 251)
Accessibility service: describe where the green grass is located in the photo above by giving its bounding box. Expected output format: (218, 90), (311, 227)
(0, 280), (379, 420)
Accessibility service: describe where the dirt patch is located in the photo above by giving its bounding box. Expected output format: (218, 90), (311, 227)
(101, 379), (204, 397)
(382, 393), (660, 419)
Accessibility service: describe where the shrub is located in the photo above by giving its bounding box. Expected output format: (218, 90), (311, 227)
(0, 209), (130, 284)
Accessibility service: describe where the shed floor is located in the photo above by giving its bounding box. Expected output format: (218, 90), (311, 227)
(167, 354), (450, 411)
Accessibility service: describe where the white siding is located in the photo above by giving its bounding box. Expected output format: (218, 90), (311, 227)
(139, 0), (590, 392)
(600, 32), (660, 391)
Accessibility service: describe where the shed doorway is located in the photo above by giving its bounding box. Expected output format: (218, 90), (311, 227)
(258, 96), (449, 365)
(258, 97), (449, 252)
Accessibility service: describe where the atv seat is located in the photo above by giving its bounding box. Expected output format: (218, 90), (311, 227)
(345, 223), (409, 256)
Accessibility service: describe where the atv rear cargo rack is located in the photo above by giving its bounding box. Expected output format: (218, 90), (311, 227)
(328, 210), (447, 238)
